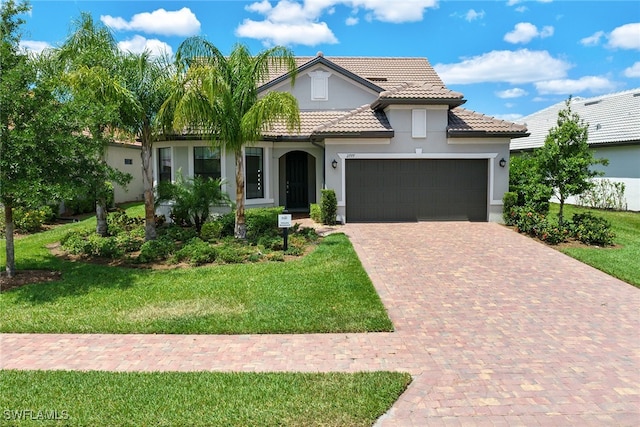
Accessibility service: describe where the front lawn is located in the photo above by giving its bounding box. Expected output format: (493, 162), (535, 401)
(0, 207), (393, 334)
(549, 204), (640, 287)
(0, 370), (411, 426)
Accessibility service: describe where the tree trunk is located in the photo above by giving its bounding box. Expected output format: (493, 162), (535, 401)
(4, 204), (16, 279)
(558, 197), (565, 226)
(234, 149), (246, 239)
(96, 197), (108, 236)
(141, 126), (156, 241)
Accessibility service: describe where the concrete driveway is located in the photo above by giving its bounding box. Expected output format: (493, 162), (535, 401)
(2, 222), (639, 426)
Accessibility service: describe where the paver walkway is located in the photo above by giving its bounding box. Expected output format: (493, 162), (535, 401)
(2, 222), (639, 426)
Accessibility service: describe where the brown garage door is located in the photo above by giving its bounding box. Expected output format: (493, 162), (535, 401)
(345, 159), (488, 222)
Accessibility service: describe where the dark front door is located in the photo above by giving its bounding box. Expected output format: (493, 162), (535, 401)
(286, 151), (309, 211)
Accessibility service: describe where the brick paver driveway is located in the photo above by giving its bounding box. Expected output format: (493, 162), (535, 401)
(2, 222), (639, 426)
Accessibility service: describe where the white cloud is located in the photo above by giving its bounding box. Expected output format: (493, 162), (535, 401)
(435, 49), (572, 85)
(580, 31), (605, 47)
(117, 35), (173, 57)
(236, 19), (338, 46)
(607, 22), (640, 50)
(624, 61), (640, 78)
(464, 9), (485, 22)
(237, 0), (438, 46)
(496, 88), (528, 99)
(535, 76), (616, 95)
(101, 7), (200, 37)
(504, 22), (553, 44)
(345, 16), (359, 26)
(348, 0), (437, 23)
(19, 40), (51, 54)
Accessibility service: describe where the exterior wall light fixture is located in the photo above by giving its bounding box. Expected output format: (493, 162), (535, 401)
(499, 158), (507, 168)
(331, 159), (338, 169)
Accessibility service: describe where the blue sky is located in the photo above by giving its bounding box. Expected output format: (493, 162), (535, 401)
(18, 0), (640, 120)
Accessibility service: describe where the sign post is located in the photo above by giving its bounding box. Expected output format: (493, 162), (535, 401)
(278, 213), (292, 251)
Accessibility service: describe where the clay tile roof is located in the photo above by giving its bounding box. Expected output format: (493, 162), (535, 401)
(448, 108), (529, 138)
(262, 105), (393, 139)
(263, 111), (348, 139)
(262, 56), (444, 90)
(314, 104), (393, 135)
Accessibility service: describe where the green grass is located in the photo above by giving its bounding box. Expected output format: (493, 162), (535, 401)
(0, 206), (393, 334)
(0, 370), (412, 426)
(549, 204), (640, 287)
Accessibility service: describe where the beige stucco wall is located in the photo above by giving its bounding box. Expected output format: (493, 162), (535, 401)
(105, 144), (144, 204)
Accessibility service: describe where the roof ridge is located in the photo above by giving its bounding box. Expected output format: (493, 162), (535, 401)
(314, 104), (372, 133)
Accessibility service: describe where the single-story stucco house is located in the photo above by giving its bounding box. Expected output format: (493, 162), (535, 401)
(511, 89), (640, 211)
(155, 53), (529, 223)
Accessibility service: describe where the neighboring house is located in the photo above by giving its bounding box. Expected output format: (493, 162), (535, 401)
(105, 142), (144, 204)
(155, 53), (528, 223)
(511, 89), (640, 211)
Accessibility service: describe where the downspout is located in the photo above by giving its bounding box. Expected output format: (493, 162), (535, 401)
(310, 138), (326, 189)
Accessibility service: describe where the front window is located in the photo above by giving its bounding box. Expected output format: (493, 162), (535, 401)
(158, 148), (172, 182)
(245, 147), (264, 199)
(194, 146), (221, 180)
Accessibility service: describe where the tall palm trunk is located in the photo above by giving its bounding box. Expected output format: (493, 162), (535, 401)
(141, 123), (156, 241)
(95, 196), (108, 236)
(234, 149), (246, 239)
(3, 203), (16, 279)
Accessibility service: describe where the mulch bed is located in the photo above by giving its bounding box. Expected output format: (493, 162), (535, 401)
(0, 270), (62, 292)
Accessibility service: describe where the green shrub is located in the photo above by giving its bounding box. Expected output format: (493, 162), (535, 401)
(536, 221), (570, 245)
(267, 252), (285, 262)
(13, 207), (49, 233)
(246, 207), (283, 243)
(61, 231), (92, 255)
(310, 203), (322, 222)
(156, 173), (231, 233)
(502, 192), (519, 225)
(86, 234), (123, 258)
(571, 212), (615, 246)
(174, 238), (217, 266)
(257, 235), (283, 251)
(115, 233), (144, 253)
(215, 212), (236, 238)
(320, 189), (337, 225)
(200, 221), (224, 242)
(217, 245), (247, 264)
(158, 224), (198, 242)
(108, 210), (144, 235)
(65, 196), (95, 215)
(137, 237), (175, 263)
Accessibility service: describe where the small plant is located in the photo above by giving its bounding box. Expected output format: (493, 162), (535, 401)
(502, 192), (518, 225)
(156, 173), (231, 233)
(13, 206), (50, 233)
(200, 221), (224, 242)
(245, 207), (282, 243)
(571, 212), (615, 246)
(576, 179), (627, 211)
(174, 238), (217, 266)
(320, 189), (338, 225)
(217, 245), (247, 264)
(310, 203), (322, 223)
(138, 236), (176, 263)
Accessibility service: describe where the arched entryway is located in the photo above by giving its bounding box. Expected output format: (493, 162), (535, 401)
(279, 151), (316, 212)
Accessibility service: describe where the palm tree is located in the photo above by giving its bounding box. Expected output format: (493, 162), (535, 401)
(160, 38), (300, 239)
(55, 13), (130, 236)
(118, 51), (173, 241)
